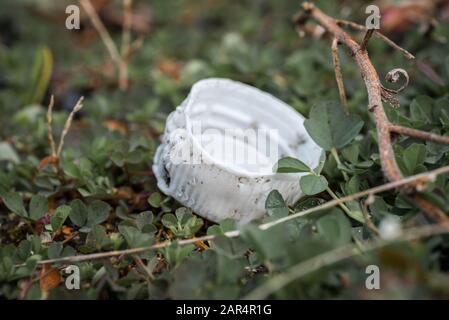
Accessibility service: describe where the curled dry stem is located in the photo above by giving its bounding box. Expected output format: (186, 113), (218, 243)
(381, 68), (410, 108)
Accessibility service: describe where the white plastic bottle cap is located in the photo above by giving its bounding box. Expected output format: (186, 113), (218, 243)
(153, 78), (322, 222)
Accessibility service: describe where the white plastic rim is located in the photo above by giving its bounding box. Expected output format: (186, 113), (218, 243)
(153, 78), (322, 223)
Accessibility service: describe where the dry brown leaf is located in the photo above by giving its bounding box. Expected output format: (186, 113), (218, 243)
(157, 59), (183, 81)
(115, 187), (134, 200)
(104, 119), (128, 135)
(38, 155), (59, 171)
(40, 264), (61, 297)
(62, 226), (73, 236)
(194, 240), (209, 251)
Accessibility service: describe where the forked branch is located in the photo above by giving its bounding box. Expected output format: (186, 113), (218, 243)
(79, 0), (141, 90)
(295, 2), (449, 223)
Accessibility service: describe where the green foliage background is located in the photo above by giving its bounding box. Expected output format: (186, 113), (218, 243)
(1, 0), (449, 299)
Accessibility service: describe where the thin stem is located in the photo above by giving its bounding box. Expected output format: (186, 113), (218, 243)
(331, 147), (349, 181)
(46, 95), (56, 157)
(259, 164), (449, 231)
(389, 125), (449, 145)
(133, 254), (155, 281)
(15, 165), (449, 267)
(121, 0), (132, 57)
(56, 96), (84, 157)
(119, 0), (132, 91)
(335, 19), (415, 60)
(360, 29), (374, 52)
(331, 38), (348, 113)
(414, 195), (449, 224)
(326, 187), (364, 223)
(79, 0), (122, 65)
(361, 200), (380, 235)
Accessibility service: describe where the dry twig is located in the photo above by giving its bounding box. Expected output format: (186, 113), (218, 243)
(360, 28), (374, 52)
(79, 0), (122, 65)
(46, 96), (84, 171)
(56, 97), (84, 157)
(46, 95), (56, 157)
(119, 0), (133, 90)
(335, 19), (415, 60)
(331, 38), (348, 113)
